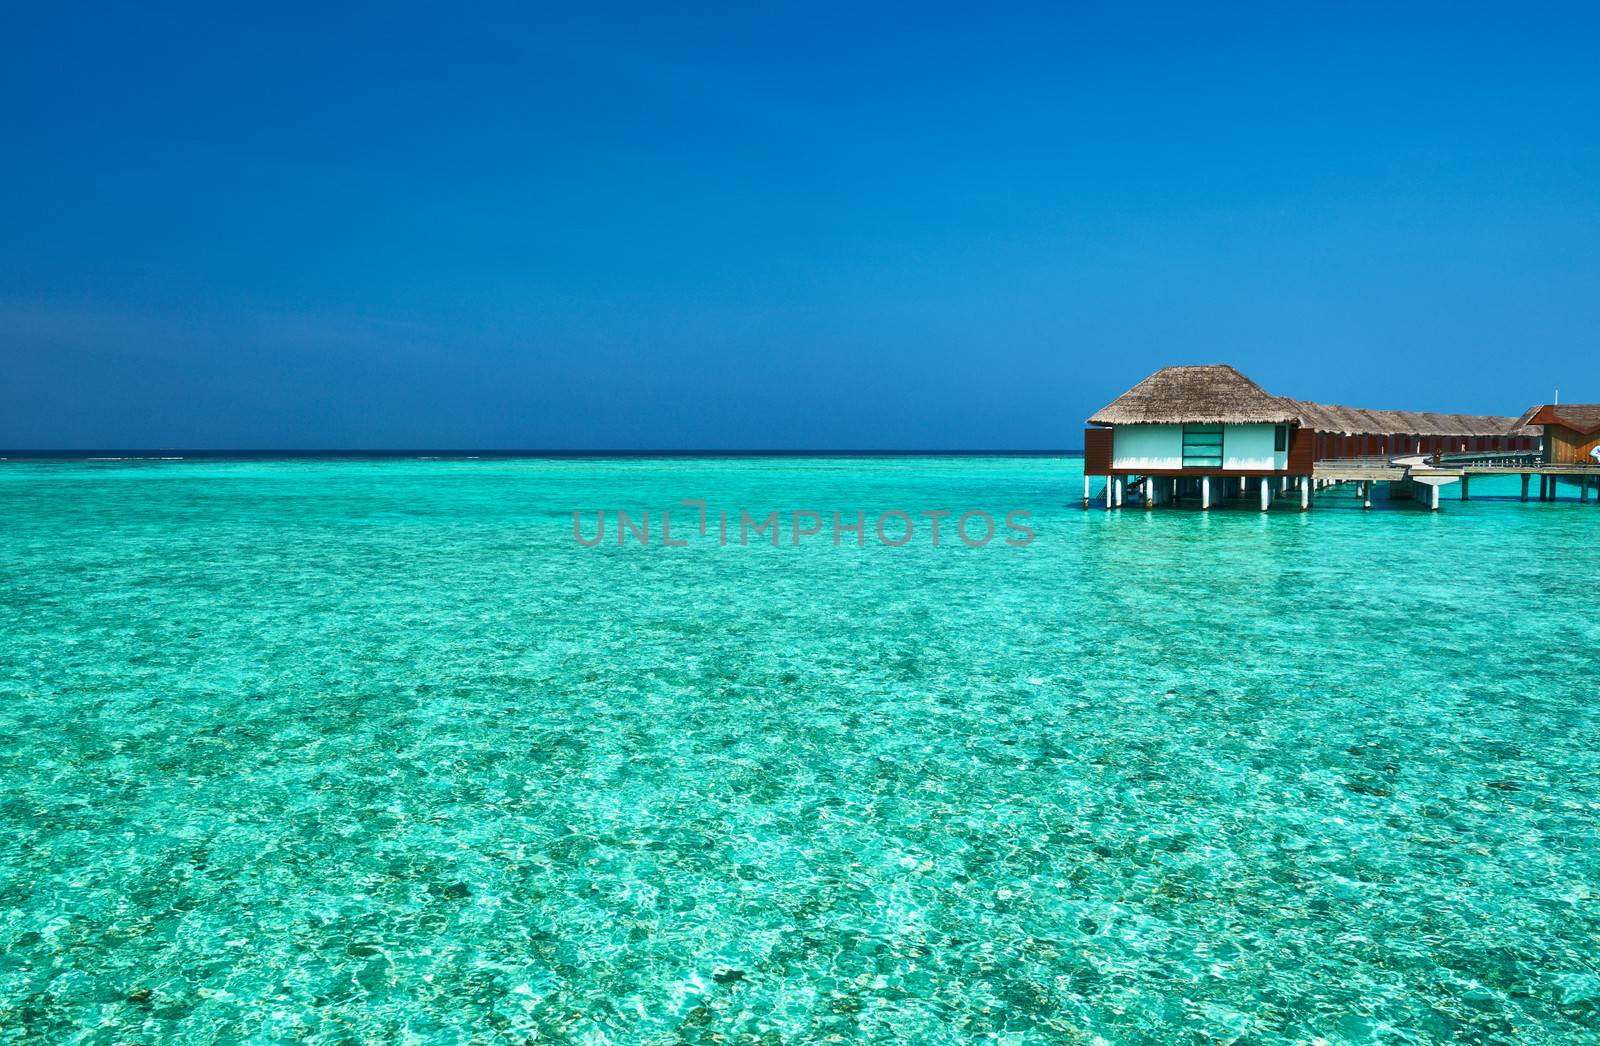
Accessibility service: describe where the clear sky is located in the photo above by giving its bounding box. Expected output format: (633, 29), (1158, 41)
(3, 3), (1597, 449)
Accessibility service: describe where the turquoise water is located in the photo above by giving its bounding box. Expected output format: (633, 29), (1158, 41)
(1, 457), (1598, 1044)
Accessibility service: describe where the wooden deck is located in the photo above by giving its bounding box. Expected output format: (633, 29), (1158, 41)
(1309, 455), (1600, 509)
(1087, 456), (1599, 512)
(1314, 456), (1600, 482)
(1454, 464), (1599, 476)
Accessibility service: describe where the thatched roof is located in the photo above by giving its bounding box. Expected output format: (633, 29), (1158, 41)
(1088, 365), (1299, 426)
(1290, 400), (1535, 438)
(1512, 404), (1600, 436)
(1091, 364), (1546, 435)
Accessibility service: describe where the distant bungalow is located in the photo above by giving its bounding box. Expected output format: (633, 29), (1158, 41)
(1082, 365), (1591, 510)
(1511, 403), (1600, 465)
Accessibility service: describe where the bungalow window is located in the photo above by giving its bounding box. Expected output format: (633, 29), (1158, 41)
(1182, 424), (1224, 468)
(1274, 425), (1288, 452)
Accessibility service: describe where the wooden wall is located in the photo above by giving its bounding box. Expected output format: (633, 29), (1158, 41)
(1083, 427), (1113, 476)
(1547, 425), (1600, 464)
(1288, 426), (1316, 473)
(1310, 431), (1539, 461)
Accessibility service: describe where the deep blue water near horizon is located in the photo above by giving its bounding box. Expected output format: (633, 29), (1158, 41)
(1, 456), (1597, 1044)
(0, 450), (1082, 459)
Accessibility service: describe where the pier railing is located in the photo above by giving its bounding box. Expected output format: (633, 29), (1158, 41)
(1314, 455), (1402, 468)
(1315, 451), (1544, 470)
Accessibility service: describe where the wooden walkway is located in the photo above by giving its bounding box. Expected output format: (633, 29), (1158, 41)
(1088, 456), (1599, 512)
(1312, 455), (1600, 509)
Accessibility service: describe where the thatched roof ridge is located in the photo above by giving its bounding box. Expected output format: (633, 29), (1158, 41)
(1290, 399), (1532, 437)
(1088, 365), (1299, 425)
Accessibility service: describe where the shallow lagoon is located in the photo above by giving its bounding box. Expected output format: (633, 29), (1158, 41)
(1, 456), (1597, 1043)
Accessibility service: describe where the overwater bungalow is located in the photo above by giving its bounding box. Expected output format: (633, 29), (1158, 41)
(1084, 364), (1572, 510)
(1291, 401), (1540, 461)
(1083, 365), (1310, 509)
(1510, 403), (1600, 465)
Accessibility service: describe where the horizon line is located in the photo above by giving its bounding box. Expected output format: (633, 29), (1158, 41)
(0, 448), (1086, 460)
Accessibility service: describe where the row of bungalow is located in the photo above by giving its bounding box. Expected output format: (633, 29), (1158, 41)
(1082, 365), (1599, 508)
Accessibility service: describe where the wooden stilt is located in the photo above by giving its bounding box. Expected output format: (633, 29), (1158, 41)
(1460, 475), (1469, 501)
(1521, 474), (1530, 502)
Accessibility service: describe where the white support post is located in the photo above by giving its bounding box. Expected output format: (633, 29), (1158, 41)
(1430, 483), (1440, 511)
(1363, 483), (1372, 510)
(1105, 478), (1113, 510)
(1202, 476), (1211, 510)
(1300, 476), (1310, 511)
(1114, 478), (1123, 507)
(1260, 477), (1270, 511)
(1084, 474), (1091, 507)
(1145, 477), (1154, 510)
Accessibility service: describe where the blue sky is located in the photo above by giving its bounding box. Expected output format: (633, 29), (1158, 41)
(3, 2), (1597, 449)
